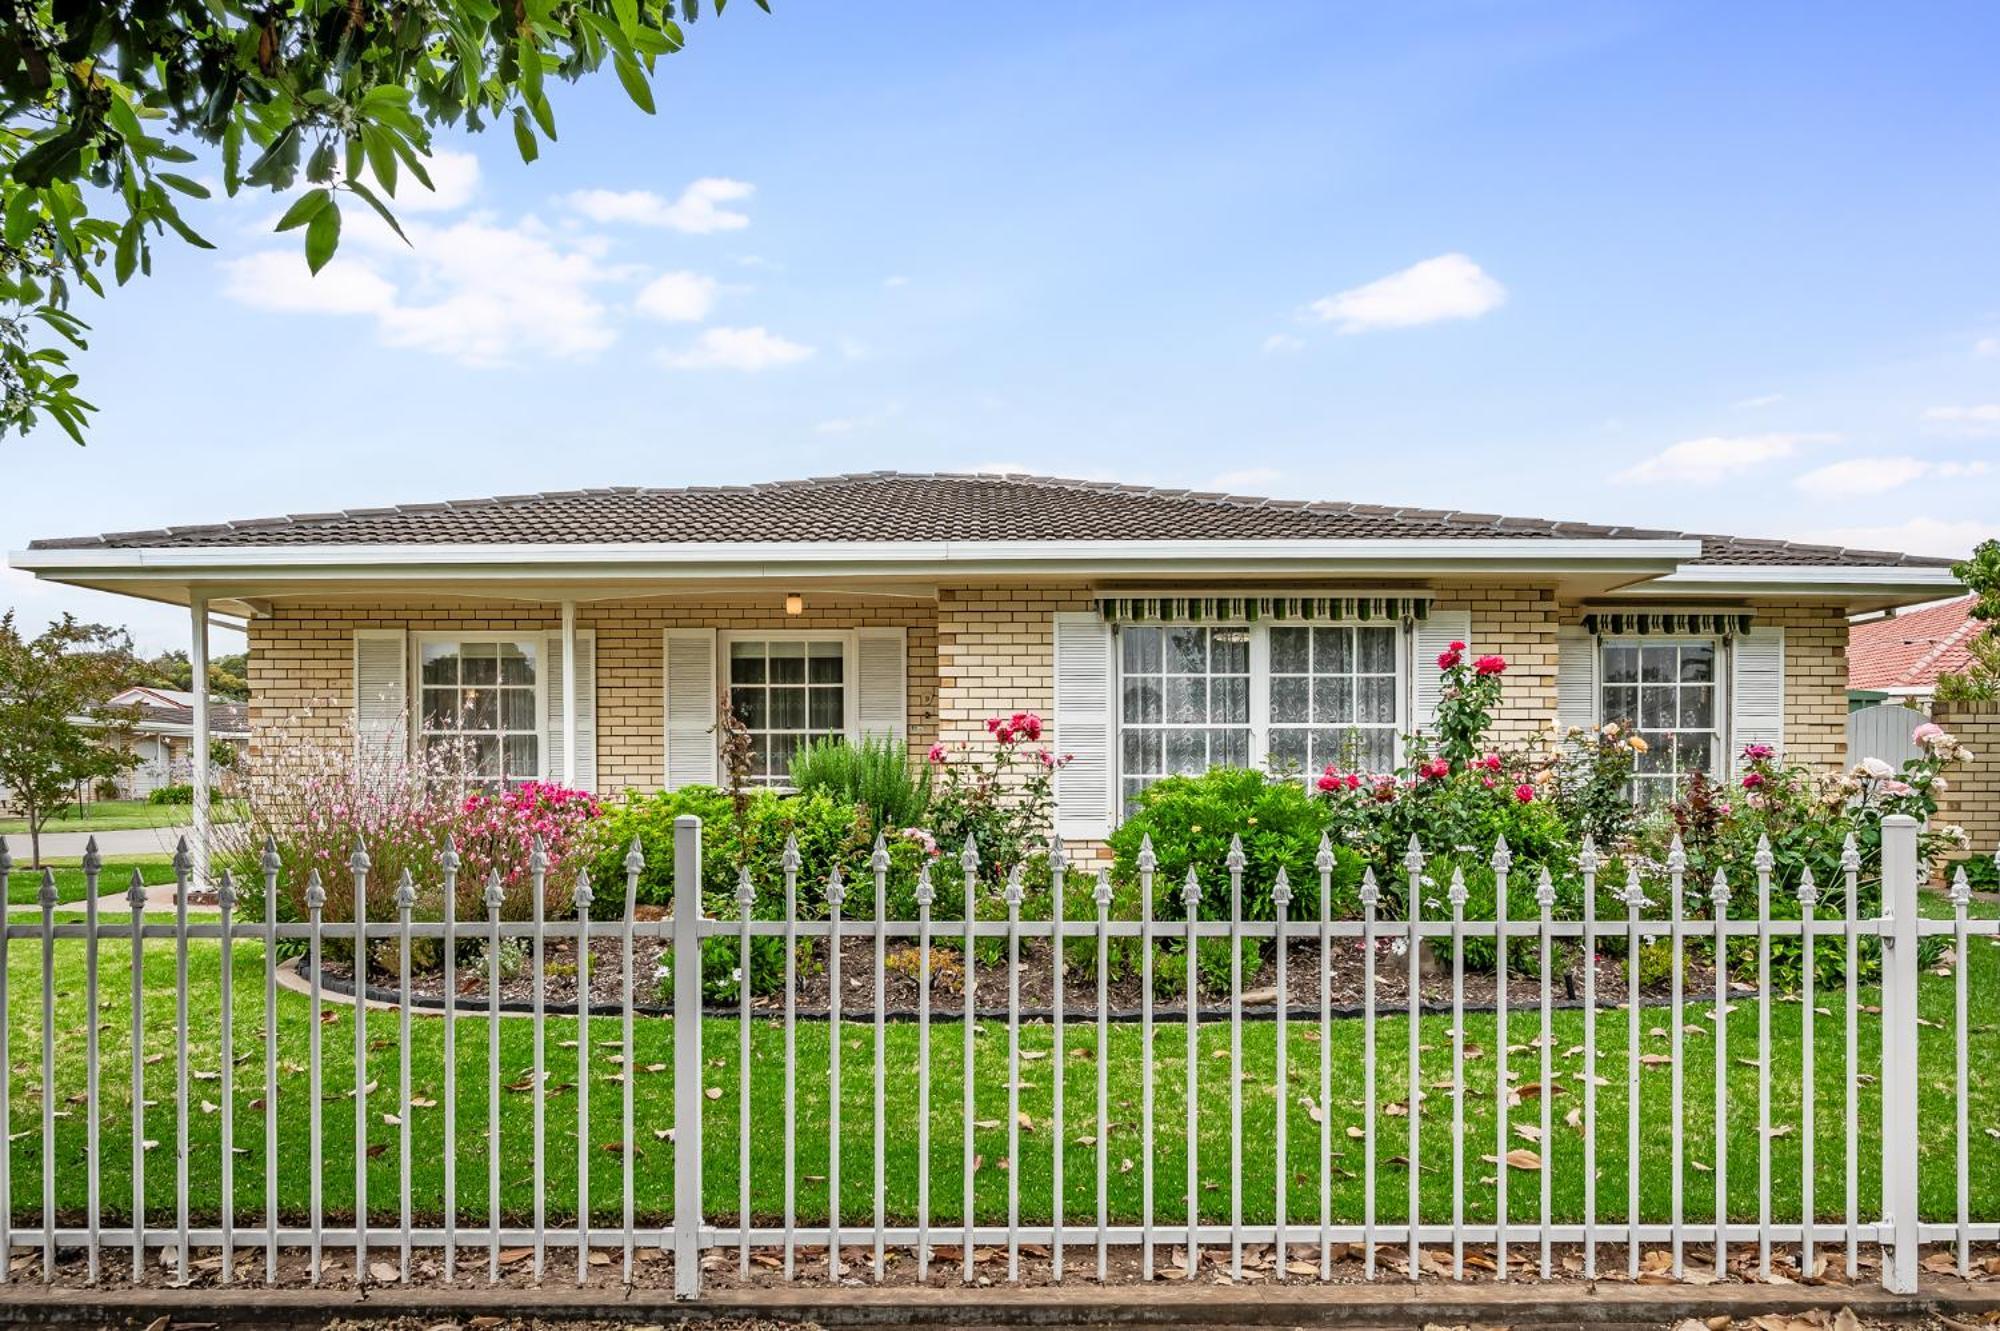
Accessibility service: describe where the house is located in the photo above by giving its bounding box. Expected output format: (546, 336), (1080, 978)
(7, 471), (1961, 869)
(1846, 594), (1983, 707)
(98, 686), (251, 799)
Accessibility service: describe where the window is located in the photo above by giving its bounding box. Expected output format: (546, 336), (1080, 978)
(1119, 626), (1251, 811)
(1267, 625), (1399, 775)
(728, 638), (847, 785)
(1600, 639), (1719, 806)
(1115, 620), (1407, 815)
(419, 637), (541, 786)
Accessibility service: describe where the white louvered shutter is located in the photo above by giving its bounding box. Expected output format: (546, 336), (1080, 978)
(1052, 611), (1115, 839)
(544, 630), (598, 791)
(1556, 625), (1599, 738)
(854, 627), (908, 743)
(352, 629), (408, 768)
(663, 629), (719, 789)
(1412, 610), (1473, 735)
(1730, 627), (1785, 773)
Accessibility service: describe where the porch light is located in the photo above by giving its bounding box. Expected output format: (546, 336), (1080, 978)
(784, 591), (804, 616)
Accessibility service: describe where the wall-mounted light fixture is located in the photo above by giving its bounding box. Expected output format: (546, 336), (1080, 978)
(784, 591), (805, 616)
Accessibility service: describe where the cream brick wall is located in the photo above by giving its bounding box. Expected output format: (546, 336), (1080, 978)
(1433, 583), (1560, 747)
(246, 597), (937, 796)
(1934, 701), (2000, 859)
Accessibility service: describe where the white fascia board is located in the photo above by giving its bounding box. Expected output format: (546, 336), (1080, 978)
(1637, 564), (1964, 596)
(9, 536), (1704, 581)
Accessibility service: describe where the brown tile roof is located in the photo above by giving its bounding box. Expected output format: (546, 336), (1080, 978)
(28, 470), (1955, 568)
(1847, 595), (1986, 691)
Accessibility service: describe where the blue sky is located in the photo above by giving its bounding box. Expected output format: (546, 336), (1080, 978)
(8, 0), (2000, 652)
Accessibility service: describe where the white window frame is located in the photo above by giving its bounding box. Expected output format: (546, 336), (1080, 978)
(718, 629), (860, 787)
(1111, 620), (1409, 811)
(412, 631), (549, 783)
(1597, 635), (1728, 803)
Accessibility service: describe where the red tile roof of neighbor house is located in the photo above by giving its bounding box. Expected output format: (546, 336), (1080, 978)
(24, 470), (1956, 568)
(1848, 595), (1986, 692)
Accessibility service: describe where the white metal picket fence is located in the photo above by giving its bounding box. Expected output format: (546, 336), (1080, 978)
(0, 813), (1994, 1298)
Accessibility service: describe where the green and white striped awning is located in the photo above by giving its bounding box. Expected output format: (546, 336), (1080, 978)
(1097, 595), (1431, 623)
(1581, 611), (1754, 637)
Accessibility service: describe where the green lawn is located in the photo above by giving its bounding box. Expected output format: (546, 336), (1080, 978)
(4, 857), (178, 907)
(0, 798), (244, 836)
(2, 891), (1994, 1230)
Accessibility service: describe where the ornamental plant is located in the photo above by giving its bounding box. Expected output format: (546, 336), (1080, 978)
(924, 711), (1068, 883)
(1428, 640), (1509, 771)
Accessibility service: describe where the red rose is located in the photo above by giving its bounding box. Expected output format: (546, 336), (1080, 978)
(1473, 655), (1508, 676)
(1437, 649), (1463, 670)
(1316, 772), (1337, 792)
(1514, 784), (1535, 803)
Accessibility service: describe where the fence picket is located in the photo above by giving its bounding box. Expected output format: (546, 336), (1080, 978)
(84, 839), (105, 1284)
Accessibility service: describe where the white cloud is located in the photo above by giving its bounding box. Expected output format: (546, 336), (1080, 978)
(1213, 467), (1282, 492)
(1614, 432), (1836, 485)
(1734, 392), (1785, 409)
(1794, 456), (1990, 498)
(658, 326), (814, 372)
(1306, 253), (1505, 333)
(392, 150), (481, 213)
(1923, 403), (2000, 432)
(221, 213), (626, 366)
(565, 178), (754, 233)
(633, 271), (719, 323)
(1261, 333), (1304, 354)
(1975, 337), (2000, 358)
(1795, 517), (2000, 559)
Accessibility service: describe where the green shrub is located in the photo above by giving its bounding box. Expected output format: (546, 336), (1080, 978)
(147, 784), (204, 805)
(788, 736), (931, 837)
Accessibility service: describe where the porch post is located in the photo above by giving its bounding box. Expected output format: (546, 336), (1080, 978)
(189, 591), (210, 885)
(560, 599), (578, 787)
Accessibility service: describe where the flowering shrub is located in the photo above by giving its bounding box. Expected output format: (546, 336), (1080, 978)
(453, 780), (603, 918)
(924, 711), (1068, 883)
(1548, 722), (1645, 847)
(1428, 641), (1508, 771)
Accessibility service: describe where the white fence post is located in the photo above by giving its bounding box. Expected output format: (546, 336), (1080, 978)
(672, 814), (705, 1299)
(1878, 813), (1922, 1294)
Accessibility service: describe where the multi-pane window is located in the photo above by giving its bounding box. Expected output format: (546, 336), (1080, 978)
(1600, 639), (1719, 806)
(419, 638), (540, 786)
(1266, 625), (1399, 775)
(729, 639), (846, 786)
(1119, 626), (1251, 812)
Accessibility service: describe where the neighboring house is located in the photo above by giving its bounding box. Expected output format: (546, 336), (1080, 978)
(98, 686), (251, 798)
(1846, 595), (1983, 708)
(7, 471), (1961, 854)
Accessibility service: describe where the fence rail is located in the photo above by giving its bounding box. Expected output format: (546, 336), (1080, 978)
(0, 813), (1994, 1297)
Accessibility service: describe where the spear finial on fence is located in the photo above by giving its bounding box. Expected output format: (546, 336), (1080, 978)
(528, 835), (548, 876)
(1359, 866), (1380, 908)
(1273, 866), (1293, 910)
(347, 839), (369, 876)
(82, 834), (100, 876)
(1403, 834), (1425, 878)
(215, 868), (237, 915)
(1094, 866), (1115, 909)
(1315, 832), (1334, 875)
(1226, 834), (1246, 873)
(1578, 834), (1600, 876)
(574, 867), (594, 913)
(0, 837), (10, 877)
(1840, 832), (1861, 873)
(174, 836), (193, 879)
(734, 864), (754, 910)
(870, 833), (890, 875)
(1003, 863), (1024, 906)
(1445, 865), (1467, 908)
(914, 861), (935, 907)
(261, 835), (282, 879)
(1138, 833), (1158, 874)
(959, 834), (980, 875)
(1049, 836), (1068, 872)
(1534, 865), (1556, 910)
(304, 870), (326, 912)
(127, 866), (150, 912)
(826, 863), (846, 909)
(1181, 866), (1201, 910)
(1666, 834), (1687, 874)
(482, 869), (503, 914)
(625, 835), (647, 875)
(394, 868), (416, 912)
(1490, 834), (1512, 875)
(438, 835), (461, 875)
(1710, 867), (1732, 909)
(1797, 865), (1819, 907)
(1948, 865), (1973, 908)
(1622, 862), (1647, 910)
(37, 867), (57, 911)
(1753, 833), (1775, 875)
(777, 832), (798, 873)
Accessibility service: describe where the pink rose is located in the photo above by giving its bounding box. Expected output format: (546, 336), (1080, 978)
(927, 742), (948, 764)
(1514, 784), (1535, 803)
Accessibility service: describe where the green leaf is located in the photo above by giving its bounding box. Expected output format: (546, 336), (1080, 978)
(345, 178), (409, 246)
(518, 37), (544, 99)
(613, 56), (655, 115)
(512, 107), (539, 164)
(528, 92), (558, 141)
(361, 125), (398, 197)
(221, 121), (243, 195)
(3, 188), (35, 247)
(274, 187), (331, 233)
(114, 217), (141, 285)
(157, 173), (210, 199)
(154, 207), (214, 250)
(612, 0), (639, 37)
(305, 197), (341, 274)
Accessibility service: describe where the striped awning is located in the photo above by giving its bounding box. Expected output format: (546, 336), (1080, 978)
(1581, 611), (1754, 637)
(1097, 595), (1431, 623)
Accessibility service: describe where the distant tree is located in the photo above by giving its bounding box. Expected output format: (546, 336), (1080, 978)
(2, 0), (762, 444)
(1934, 541), (2000, 703)
(134, 647), (249, 701)
(0, 612), (141, 866)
